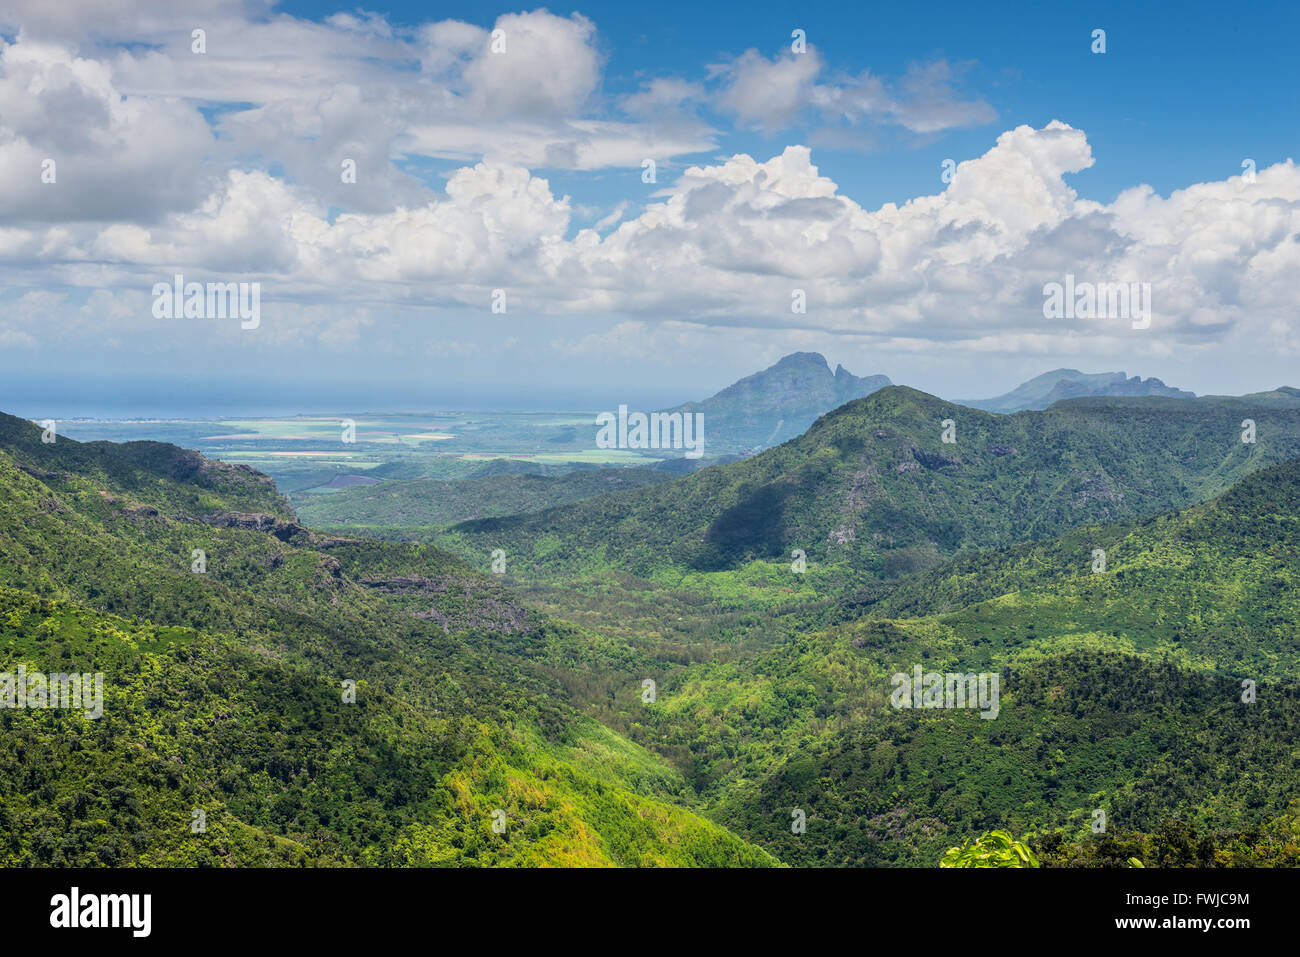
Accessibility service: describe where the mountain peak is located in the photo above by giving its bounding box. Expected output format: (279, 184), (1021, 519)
(965, 369), (1194, 413)
(662, 353), (891, 452)
(774, 351), (830, 368)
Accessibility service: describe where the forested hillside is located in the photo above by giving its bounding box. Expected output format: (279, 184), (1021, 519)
(539, 461), (1300, 866)
(433, 386), (1300, 579)
(0, 413), (776, 867)
(4, 405), (1298, 868)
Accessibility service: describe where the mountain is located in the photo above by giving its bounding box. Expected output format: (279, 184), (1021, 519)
(661, 352), (891, 452)
(1225, 385), (1300, 406)
(599, 459), (1300, 865)
(0, 411), (776, 867)
(848, 455), (1300, 677)
(436, 385), (1300, 579)
(6, 401), (1300, 868)
(963, 369), (1195, 413)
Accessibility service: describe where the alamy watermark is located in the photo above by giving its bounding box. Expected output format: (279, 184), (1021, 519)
(1, 667), (104, 719)
(890, 665), (999, 719)
(1043, 274), (1151, 330)
(595, 405), (704, 459)
(50, 887), (150, 937)
(152, 273), (260, 329)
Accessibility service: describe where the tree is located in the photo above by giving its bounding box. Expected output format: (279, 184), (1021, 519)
(940, 830), (1040, 868)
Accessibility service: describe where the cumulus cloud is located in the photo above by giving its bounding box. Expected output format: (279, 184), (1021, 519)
(0, 38), (218, 223)
(459, 11), (601, 119)
(716, 49), (826, 131)
(0, 3), (1293, 378)
(0, 3), (716, 229)
(11, 118), (1298, 370)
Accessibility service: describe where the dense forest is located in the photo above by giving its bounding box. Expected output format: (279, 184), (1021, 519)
(0, 412), (774, 866)
(430, 386), (1300, 578)
(2, 395), (1298, 867)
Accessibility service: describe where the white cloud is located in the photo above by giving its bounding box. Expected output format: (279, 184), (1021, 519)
(714, 47), (996, 136)
(0, 38), (218, 223)
(459, 11), (600, 119)
(0, 4), (717, 233)
(0, 0), (265, 43)
(620, 77), (706, 118)
(0, 1), (1293, 379)
(9, 121), (1300, 371)
(593, 201), (629, 232)
(716, 49), (825, 131)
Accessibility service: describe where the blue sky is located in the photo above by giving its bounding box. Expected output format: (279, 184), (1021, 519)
(271, 0), (1299, 208)
(0, 0), (1298, 415)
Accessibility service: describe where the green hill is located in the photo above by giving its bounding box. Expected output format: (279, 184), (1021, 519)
(661, 351), (891, 453)
(433, 385), (1300, 579)
(0, 414), (777, 867)
(0, 411), (293, 520)
(830, 457), (1300, 676)
(580, 460), (1300, 865)
(6, 404), (1299, 868)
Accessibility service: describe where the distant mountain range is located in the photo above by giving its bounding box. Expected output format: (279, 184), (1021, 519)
(655, 359), (1204, 454)
(962, 369), (1195, 413)
(661, 352), (891, 452)
(440, 384), (1300, 577)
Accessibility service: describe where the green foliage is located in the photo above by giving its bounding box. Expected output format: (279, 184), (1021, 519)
(0, 417), (773, 867)
(1036, 801), (1300, 867)
(941, 831), (1040, 868)
(6, 396), (1300, 870)
(839, 458), (1300, 678)
(429, 386), (1300, 579)
(454, 458), (1300, 867)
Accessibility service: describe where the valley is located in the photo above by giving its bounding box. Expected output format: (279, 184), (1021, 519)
(5, 363), (1298, 868)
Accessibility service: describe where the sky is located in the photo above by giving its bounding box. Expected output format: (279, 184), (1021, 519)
(0, 0), (1297, 415)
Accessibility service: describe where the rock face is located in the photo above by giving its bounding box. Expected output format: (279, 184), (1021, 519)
(357, 574), (532, 634)
(662, 352), (892, 452)
(911, 446), (962, 471)
(16, 463), (71, 482)
(198, 511), (312, 544)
